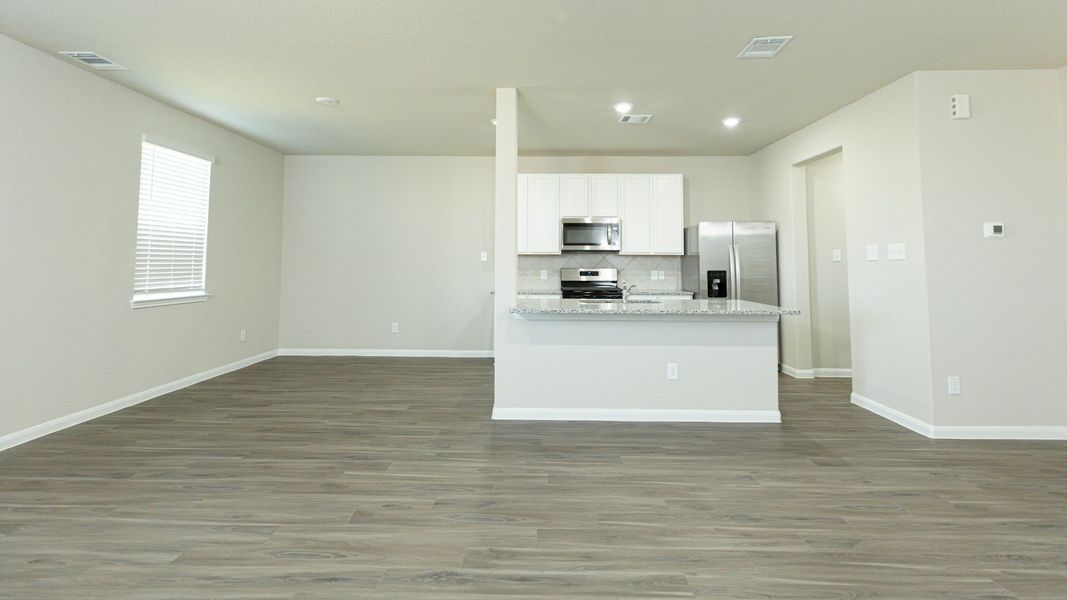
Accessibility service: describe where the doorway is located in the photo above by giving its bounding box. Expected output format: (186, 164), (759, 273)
(804, 151), (851, 377)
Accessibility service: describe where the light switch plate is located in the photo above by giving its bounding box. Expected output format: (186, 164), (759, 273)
(832, 249), (842, 262)
(540, 270), (548, 280)
(865, 245), (879, 261)
(666, 363), (679, 381)
(480, 251), (488, 262)
(947, 376), (961, 395)
(887, 243), (906, 260)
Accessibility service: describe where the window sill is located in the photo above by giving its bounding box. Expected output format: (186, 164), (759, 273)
(130, 292), (210, 309)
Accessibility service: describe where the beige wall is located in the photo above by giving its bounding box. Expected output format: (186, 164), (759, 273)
(278, 156), (494, 352)
(518, 156), (750, 224)
(916, 70), (1067, 427)
(749, 74), (935, 423)
(805, 152), (851, 371)
(0, 34), (284, 440)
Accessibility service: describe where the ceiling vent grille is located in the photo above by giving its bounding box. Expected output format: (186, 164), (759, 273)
(618, 114), (653, 124)
(58, 51), (128, 70)
(737, 36), (793, 59)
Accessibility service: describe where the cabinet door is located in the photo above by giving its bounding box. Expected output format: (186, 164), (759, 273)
(619, 175), (652, 254)
(590, 175), (619, 217)
(651, 174), (684, 254)
(516, 175), (529, 253)
(559, 175), (590, 217)
(527, 175), (561, 254)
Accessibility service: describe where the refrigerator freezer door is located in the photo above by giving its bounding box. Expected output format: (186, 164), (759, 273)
(693, 222), (734, 299)
(733, 222), (779, 305)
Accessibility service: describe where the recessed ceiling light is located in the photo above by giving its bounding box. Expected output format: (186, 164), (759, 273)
(722, 117), (741, 128)
(490, 118), (498, 126)
(613, 102), (634, 114)
(315, 96), (339, 106)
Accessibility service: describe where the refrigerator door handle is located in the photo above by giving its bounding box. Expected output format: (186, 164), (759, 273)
(733, 243), (742, 300)
(728, 243), (736, 300)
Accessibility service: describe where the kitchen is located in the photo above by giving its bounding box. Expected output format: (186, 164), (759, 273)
(495, 169), (796, 422)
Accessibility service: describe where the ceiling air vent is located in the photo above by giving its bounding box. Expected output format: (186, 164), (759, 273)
(618, 114), (653, 124)
(737, 36), (793, 59)
(58, 51), (128, 70)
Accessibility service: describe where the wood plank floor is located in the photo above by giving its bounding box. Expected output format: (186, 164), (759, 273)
(1, 357), (1066, 599)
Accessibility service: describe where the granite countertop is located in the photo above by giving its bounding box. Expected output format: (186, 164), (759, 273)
(511, 297), (799, 317)
(516, 289), (694, 296)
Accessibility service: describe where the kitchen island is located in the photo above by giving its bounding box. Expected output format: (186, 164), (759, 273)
(493, 298), (797, 423)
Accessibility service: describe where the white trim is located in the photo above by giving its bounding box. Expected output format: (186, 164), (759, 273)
(850, 392), (935, 437)
(277, 348), (493, 358)
(813, 368), (852, 378)
(779, 364), (814, 379)
(932, 426), (1067, 440)
(130, 292), (210, 309)
(491, 407), (782, 423)
(141, 134), (216, 164)
(0, 350), (277, 452)
(851, 393), (1067, 440)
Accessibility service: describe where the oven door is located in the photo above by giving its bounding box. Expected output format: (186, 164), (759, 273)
(561, 218), (620, 251)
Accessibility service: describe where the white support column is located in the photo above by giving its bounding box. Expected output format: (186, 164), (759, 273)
(492, 88), (518, 396)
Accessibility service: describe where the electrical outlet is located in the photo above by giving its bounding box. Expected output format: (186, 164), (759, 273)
(540, 269), (548, 280)
(658, 270), (665, 280)
(832, 249), (842, 262)
(866, 245), (879, 261)
(239, 329), (246, 342)
(947, 376), (961, 395)
(391, 322), (399, 334)
(666, 363), (679, 381)
(480, 251), (488, 262)
(651, 270), (659, 280)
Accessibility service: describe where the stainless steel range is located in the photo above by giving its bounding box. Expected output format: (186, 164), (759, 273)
(560, 268), (623, 300)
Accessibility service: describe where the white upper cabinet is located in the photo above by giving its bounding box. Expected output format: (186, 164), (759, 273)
(559, 175), (590, 217)
(651, 174), (684, 254)
(526, 174), (561, 254)
(517, 173), (681, 256)
(516, 175), (529, 253)
(619, 175), (652, 254)
(590, 175), (620, 217)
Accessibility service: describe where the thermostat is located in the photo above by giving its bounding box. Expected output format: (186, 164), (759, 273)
(983, 222), (1004, 238)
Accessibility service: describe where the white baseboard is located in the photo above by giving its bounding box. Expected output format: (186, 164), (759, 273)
(850, 392), (1067, 440)
(779, 364), (814, 379)
(850, 392), (934, 437)
(277, 348), (493, 358)
(0, 350), (278, 452)
(491, 407), (782, 423)
(813, 368), (852, 378)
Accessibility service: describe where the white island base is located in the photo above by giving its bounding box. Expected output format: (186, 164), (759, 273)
(493, 299), (792, 423)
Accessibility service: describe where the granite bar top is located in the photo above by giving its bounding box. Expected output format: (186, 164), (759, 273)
(511, 297), (799, 317)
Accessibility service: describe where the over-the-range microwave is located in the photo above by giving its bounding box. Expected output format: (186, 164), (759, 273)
(560, 217), (620, 252)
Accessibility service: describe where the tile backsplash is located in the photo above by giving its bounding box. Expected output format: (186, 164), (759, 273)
(518, 253), (682, 291)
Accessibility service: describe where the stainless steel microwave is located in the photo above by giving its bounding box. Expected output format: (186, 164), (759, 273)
(560, 218), (621, 252)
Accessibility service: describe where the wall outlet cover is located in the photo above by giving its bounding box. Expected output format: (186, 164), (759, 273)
(865, 245), (879, 261)
(540, 269), (548, 280)
(666, 363), (679, 381)
(947, 376), (961, 395)
(480, 251), (488, 262)
(832, 249), (842, 262)
(391, 322), (399, 334)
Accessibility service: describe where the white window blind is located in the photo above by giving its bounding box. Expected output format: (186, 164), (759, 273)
(132, 140), (213, 307)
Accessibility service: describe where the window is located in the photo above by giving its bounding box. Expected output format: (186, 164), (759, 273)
(131, 139), (213, 308)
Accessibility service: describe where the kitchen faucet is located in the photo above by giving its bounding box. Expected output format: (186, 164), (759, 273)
(621, 281), (637, 302)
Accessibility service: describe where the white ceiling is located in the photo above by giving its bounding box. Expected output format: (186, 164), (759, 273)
(3, 0), (1067, 156)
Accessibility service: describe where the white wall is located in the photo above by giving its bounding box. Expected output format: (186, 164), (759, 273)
(749, 74), (936, 423)
(0, 34), (284, 440)
(518, 156), (750, 224)
(805, 152), (851, 371)
(916, 70), (1067, 427)
(278, 156), (494, 352)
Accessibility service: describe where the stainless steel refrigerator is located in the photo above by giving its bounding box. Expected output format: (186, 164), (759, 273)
(681, 222), (779, 305)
